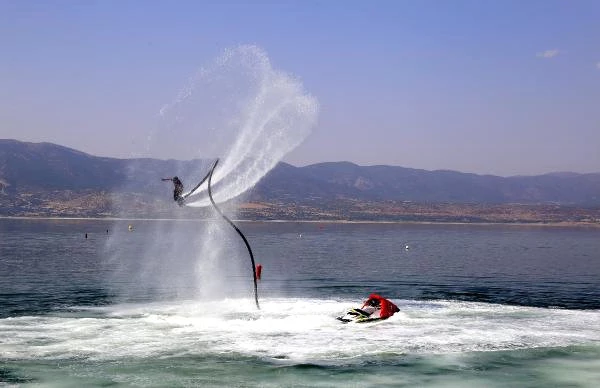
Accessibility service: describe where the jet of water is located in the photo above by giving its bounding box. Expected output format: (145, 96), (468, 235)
(158, 45), (319, 206)
(106, 45), (319, 303)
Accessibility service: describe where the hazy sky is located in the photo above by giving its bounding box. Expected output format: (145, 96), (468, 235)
(1, 0), (599, 176)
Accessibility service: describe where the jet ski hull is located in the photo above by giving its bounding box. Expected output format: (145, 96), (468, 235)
(336, 307), (384, 324)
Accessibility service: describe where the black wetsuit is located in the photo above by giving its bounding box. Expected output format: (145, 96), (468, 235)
(172, 177), (184, 202)
(162, 176), (184, 205)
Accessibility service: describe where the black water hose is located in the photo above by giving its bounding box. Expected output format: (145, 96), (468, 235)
(207, 159), (260, 310)
(181, 159), (219, 200)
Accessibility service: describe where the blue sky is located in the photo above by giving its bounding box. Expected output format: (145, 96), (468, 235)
(1, 0), (599, 176)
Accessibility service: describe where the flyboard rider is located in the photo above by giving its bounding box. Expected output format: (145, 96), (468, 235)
(361, 293), (400, 319)
(161, 176), (185, 206)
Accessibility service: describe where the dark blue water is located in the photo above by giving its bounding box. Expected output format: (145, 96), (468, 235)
(1, 218), (600, 387)
(249, 221), (600, 309)
(1, 219), (598, 318)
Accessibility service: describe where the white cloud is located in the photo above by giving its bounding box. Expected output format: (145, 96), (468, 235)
(536, 49), (560, 59)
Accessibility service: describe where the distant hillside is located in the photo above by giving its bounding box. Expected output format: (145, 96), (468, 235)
(0, 139), (215, 196)
(1, 140), (600, 214)
(254, 162), (600, 206)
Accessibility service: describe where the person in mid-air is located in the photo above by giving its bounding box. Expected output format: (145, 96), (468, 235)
(362, 293), (400, 319)
(162, 176), (185, 206)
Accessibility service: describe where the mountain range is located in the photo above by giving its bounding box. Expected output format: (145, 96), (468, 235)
(1, 139), (599, 221)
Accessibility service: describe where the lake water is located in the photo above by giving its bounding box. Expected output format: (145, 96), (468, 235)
(1, 218), (599, 387)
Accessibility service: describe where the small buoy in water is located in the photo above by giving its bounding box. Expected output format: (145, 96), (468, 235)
(255, 264), (263, 281)
(85, 233), (88, 239)
(405, 245), (410, 250)
(128, 224), (133, 231)
(299, 234), (302, 238)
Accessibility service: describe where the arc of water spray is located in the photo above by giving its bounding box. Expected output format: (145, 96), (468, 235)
(207, 159), (260, 310)
(183, 90), (300, 201)
(181, 159), (219, 200)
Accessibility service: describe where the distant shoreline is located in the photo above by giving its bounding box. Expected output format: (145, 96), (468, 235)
(2, 215), (599, 228)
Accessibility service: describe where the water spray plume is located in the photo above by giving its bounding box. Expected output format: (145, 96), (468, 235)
(158, 44), (319, 205)
(107, 45), (318, 305)
(207, 159), (260, 309)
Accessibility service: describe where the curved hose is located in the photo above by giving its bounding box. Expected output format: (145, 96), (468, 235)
(207, 159), (260, 309)
(182, 159), (219, 200)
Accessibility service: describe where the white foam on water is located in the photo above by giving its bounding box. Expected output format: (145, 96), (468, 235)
(2, 298), (599, 364)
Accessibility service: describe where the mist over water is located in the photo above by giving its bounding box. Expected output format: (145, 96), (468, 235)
(104, 221), (250, 302)
(108, 45), (318, 302)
